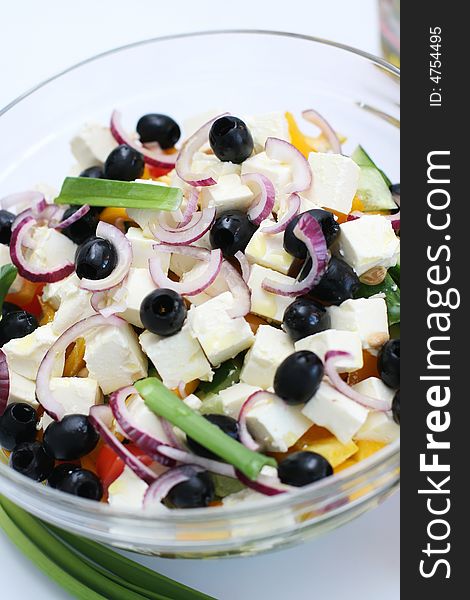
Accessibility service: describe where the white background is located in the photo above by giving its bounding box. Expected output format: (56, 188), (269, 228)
(0, 1), (399, 598)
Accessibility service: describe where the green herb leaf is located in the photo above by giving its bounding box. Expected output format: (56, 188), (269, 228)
(136, 377), (277, 480)
(196, 357), (242, 401)
(0, 264), (18, 314)
(55, 177), (183, 210)
(355, 273), (400, 326)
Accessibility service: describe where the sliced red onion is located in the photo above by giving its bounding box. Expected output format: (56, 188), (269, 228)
(160, 417), (186, 450)
(30, 196), (49, 218)
(175, 113), (229, 187)
(91, 283), (128, 318)
(0, 350), (10, 417)
(10, 217), (75, 283)
(110, 110), (176, 169)
(261, 193), (301, 234)
(143, 465), (204, 509)
(220, 260), (251, 318)
(242, 173), (276, 225)
(262, 213), (328, 297)
(149, 247), (222, 296)
(178, 188), (199, 228)
(325, 350), (392, 411)
(79, 222), (132, 292)
(238, 390), (275, 451)
(348, 210), (400, 231)
(157, 445), (236, 478)
(265, 137), (312, 193)
(54, 204), (90, 230)
(151, 207), (215, 245)
(89, 404), (158, 485)
(158, 210), (202, 233)
(236, 470), (286, 496)
(36, 314), (126, 421)
(234, 251), (251, 283)
(108, 386), (176, 467)
(0, 191), (43, 214)
(302, 109), (342, 154)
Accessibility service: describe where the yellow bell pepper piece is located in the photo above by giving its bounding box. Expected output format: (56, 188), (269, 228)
(39, 300), (55, 326)
(351, 196), (365, 212)
(63, 338), (86, 377)
(353, 440), (386, 462)
(285, 112), (317, 157)
(302, 437), (358, 468)
(99, 207), (130, 226)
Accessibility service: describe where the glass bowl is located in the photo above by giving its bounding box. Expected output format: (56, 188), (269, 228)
(0, 31), (400, 558)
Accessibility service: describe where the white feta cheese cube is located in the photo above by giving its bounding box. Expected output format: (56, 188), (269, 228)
(336, 215), (400, 276)
(244, 111), (289, 153)
(240, 325), (294, 389)
(301, 379), (369, 444)
(139, 324), (213, 389)
(303, 152), (360, 214)
(108, 466), (149, 510)
(294, 329), (363, 373)
(126, 180), (170, 238)
(218, 382), (261, 419)
(246, 393), (312, 452)
(190, 151), (241, 180)
(41, 377), (102, 430)
(27, 226), (77, 271)
(7, 371), (37, 408)
(241, 151), (292, 211)
(200, 174), (254, 214)
(352, 377), (395, 406)
(169, 232), (211, 277)
(187, 292), (254, 366)
(70, 123), (118, 169)
(42, 274), (95, 335)
(118, 268), (157, 328)
(244, 221), (294, 275)
(247, 264), (296, 323)
(183, 394), (203, 411)
(125, 227), (170, 272)
(84, 324), (147, 394)
(2, 323), (65, 380)
(354, 411), (400, 443)
(327, 298), (389, 350)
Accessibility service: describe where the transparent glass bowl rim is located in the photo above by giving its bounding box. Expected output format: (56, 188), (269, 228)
(0, 29), (400, 524)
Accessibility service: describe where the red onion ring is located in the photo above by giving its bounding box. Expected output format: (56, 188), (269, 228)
(178, 189), (199, 228)
(220, 260), (251, 318)
(54, 204), (90, 230)
(302, 109), (342, 154)
(238, 390), (275, 451)
(347, 210), (400, 231)
(262, 213), (328, 297)
(160, 417), (186, 451)
(90, 284), (128, 318)
(149, 247), (222, 296)
(36, 314), (126, 420)
(110, 110), (176, 170)
(151, 207), (216, 245)
(236, 470), (286, 497)
(143, 465), (204, 509)
(175, 113), (229, 187)
(79, 222), (132, 292)
(265, 137), (312, 193)
(9, 216), (75, 283)
(234, 251), (251, 283)
(108, 386), (176, 467)
(261, 193), (301, 234)
(157, 445), (237, 478)
(89, 404), (158, 485)
(0, 350), (10, 417)
(242, 173), (276, 225)
(325, 350), (392, 411)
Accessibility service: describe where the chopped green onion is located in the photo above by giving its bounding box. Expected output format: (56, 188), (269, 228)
(55, 177), (183, 211)
(0, 264), (18, 314)
(135, 377), (277, 480)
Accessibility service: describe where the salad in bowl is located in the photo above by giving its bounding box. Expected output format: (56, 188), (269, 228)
(0, 105), (400, 514)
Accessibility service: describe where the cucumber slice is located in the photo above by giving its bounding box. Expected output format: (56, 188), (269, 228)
(351, 145), (392, 187)
(356, 167), (396, 211)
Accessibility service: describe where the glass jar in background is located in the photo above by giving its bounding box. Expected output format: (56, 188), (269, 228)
(379, 0), (400, 67)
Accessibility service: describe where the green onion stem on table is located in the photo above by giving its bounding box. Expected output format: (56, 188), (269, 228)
(0, 496), (214, 600)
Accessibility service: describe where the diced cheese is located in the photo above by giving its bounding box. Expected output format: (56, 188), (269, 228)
(187, 292), (254, 366)
(327, 298), (389, 350)
(42, 274), (95, 335)
(240, 325), (293, 389)
(246, 394), (312, 452)
(303, 152), (360, 214)
(41, 377), (102, 430)
(218, 382), (261, 419)
(354, 411), (400, 443)
(200, 174), (254, 214)
(294, 329), (363, 373)
(241, 151), (291, 211)
(336, 215), (400, 276)
(169, 232), (211, 277)
(183, 394), (203, 411)
(125, 227), (170, 272)
(139, 324), (213, 389)
(84, 324), (147, 394)
(70, 123), (118, 169)
(126, 180), (170, 238)
(27, 226), (76, 271)
(300, 436), (358, 468)
(301, 379), (369, 444)
(2, 323), (65, 380)
(190, 151), (241, 180)
(352, 376), (395, 405)
(247, 264), (296, 323)
(244, 111), (289, 153)
(108, 466), (149, 510)
(118, 268), (157, 328)
(7, 371), (37, 408)
(244, 220), (294, 275)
